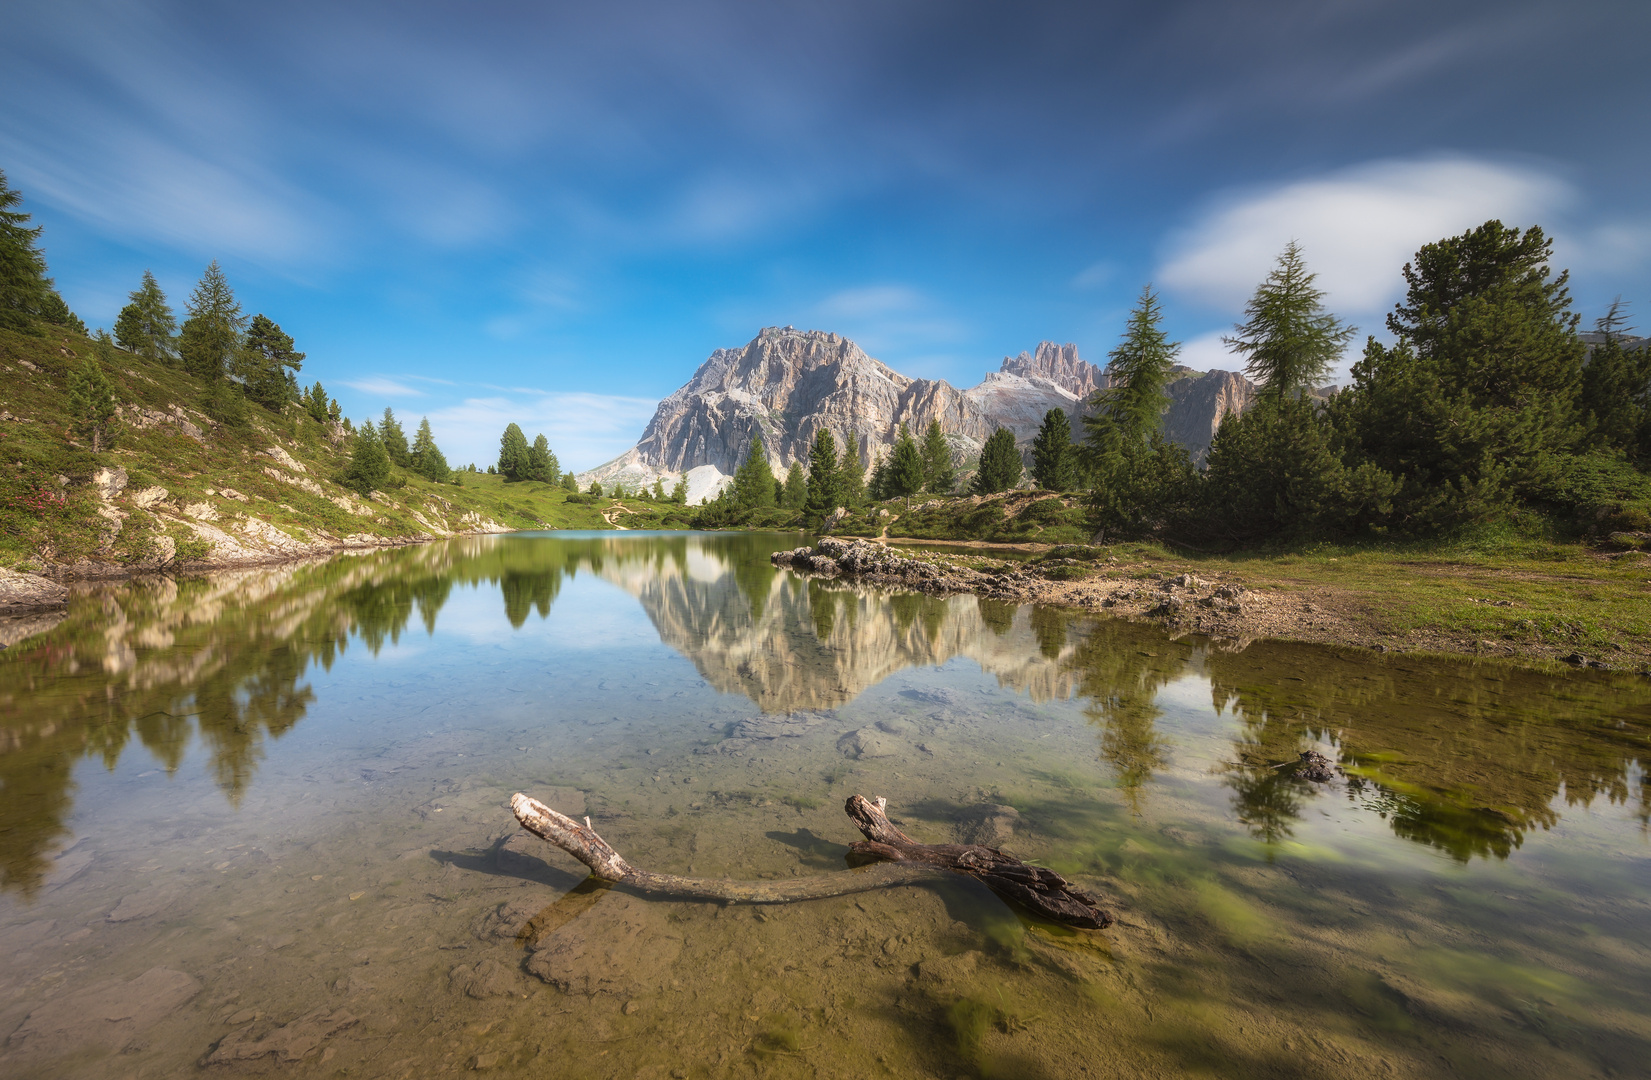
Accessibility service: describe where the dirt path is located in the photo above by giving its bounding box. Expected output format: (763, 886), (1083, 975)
(601, 502), (640, 530)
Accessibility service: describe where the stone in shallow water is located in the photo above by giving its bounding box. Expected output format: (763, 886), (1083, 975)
(6, 966), (200, 1058)
(201, 1008), (358, 1065)
(525, 893), (682, 996)
(838, 727), (899, 759)
(449, 957), (528, 999)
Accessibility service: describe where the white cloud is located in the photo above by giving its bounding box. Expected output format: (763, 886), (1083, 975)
(342, 377), (426, 398)
(1176, 330), (1238, 374)
(423, 392), (660, 473)
(1157, 157), (1572, 319)
(815, 284), (924, 319)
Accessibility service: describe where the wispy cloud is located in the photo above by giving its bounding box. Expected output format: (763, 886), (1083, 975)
(342, 377), (427, 398)
(1157, 157), (1572, 319)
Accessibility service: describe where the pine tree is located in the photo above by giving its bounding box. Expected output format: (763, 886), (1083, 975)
(782, 462), (807, 509)
(868, 452), (890, 501)
(114, 270), (179, 362)
(498, 423), (530, 480)
(379, 408), (410, 466)
(731, 434), (777, 508)
(1030, 408), (1078, 490)
(888, 423), (925, 504)
(838, 437), (867, 507)
(670, 475), (688, 503)
(563, 471), (580, 492)
(920, 420), (955, 494)
(341, 423), (391, 495)
(178, 261), (246, 380)
(302, 381), (332, 423)
(239, 314), (305, 413)
(804, 428), (841, 523)
(411, 417), (451, 482)
(527, 434), (558, 484)
(1224, 243), (1354, 398)
(38, 292), (85, 334)
(0, 170), (53, 333)
(67, 355), (119, 452)
(653, 478), (667, 501)
(1579, 299), (1650, 459)
(972, 428), (1022, 494)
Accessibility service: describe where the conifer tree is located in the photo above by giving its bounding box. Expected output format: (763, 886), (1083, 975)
(178, 261), (246, 380)
(804, 428), (841, 523)
(411, 417), (451, 482)
(731, 434), (778, 508)
(341, 422), (391, 495)
(888, 423), (925, 504)
(67, 355), (119, 452)
(302, 382), (332, 424)
(563, 471), (580, 492)
(38, 291), (85, 334)
(782, 462), (807, 509)
(527, 434), (558, 483)
(1031, 408), (1078, 490)
(653, 478), (667, 501)
(1096, 286), (1179, 442)
(498, 423), (530, 480)
(115, 270), (178, 362)
(670, 475), (688, 503)
(0, 170), (53, 333)
(379, 408), (410, 466)
(972, 428), (1022, 493)
(868, 452), (890, 501)
(240, 314), (305, 412)
(920, 420), (955, 493)
(838, 437), (868, 507)
(1223, 243), (1354, 399)
(1579, 300), (1651, 460)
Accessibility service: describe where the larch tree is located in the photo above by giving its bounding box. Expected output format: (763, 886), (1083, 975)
(0, 170), (53, 333)
(411, 417), (452, 482)
(115, 270), (178, 362)
(178, 261), (246, 380)
(379, 408), (410, 466)
(1223, 243), (1354, 399)
(920, 419), (955, 493)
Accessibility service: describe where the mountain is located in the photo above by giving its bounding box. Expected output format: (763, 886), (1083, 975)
(580, 327), (1260, 493)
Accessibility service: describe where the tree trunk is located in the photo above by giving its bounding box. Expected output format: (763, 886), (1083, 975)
(510, 792), (1111, 929)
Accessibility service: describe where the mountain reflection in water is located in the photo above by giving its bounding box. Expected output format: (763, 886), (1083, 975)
(1, 530), (1648, 898)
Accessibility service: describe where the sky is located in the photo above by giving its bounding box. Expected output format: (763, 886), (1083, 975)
(5, 0), (1650, 470)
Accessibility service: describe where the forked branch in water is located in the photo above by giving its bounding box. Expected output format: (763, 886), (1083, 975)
(509, 792), (1111, 929)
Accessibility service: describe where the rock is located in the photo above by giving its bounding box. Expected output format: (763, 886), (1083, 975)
(92, 466), (128, 501)
(839, 727), (899, 759)
(0, 609), (66, 646)
(182, 501), (220, 522)
(130, 485), (169, 509)
(449, 957), (528, 999)
(262, 445), (308, 473)
(218, 487), (249, 502)
(525, 893), (682, 996)
(6, 967), (200, 1058)
(1295, 750), (1338, 782)
(202, 1008), (358, 1064)
(0, 567), (68, 615)
(1561, 652), (1587, 666)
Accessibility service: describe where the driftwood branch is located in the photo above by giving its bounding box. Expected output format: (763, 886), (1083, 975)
(510, 792), (1111, 929)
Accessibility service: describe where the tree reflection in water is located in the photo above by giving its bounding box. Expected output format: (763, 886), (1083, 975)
(4, 530), (1648, 900)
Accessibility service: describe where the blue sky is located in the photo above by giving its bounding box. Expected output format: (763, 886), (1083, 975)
(5, 0), (1649, 470)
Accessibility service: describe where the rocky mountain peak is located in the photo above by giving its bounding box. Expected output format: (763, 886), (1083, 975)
(999, 341), (1108, 400)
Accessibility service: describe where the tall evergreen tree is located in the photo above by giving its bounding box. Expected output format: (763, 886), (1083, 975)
(498, 423), (530, 480)
(0, 170), (53, 333)
(1030, 408), (1078, 490)
(652, 478), (667, 501)
(1579, 300), (1651, 460)
(731, 435), (778, 508)
(1223, 243), (1354, 398)
(178, 261), (246, 380)
(379, 408), (410, 466)
(920, 419), (955, 494)
(804, 428), (841, 523)
(972, 428), (1022, 494)
(564, 471), (581, 493)
(239, 314), (305, 412)
(888, 423), (925, 504)
(341, 422), (391, 495)
(114, 270), (178, 362)
(67, 356), (119, 452)
(38, 291), (85, 334)
(531, 435), (556, 482)
(782, 461), (807, 509)
(302, 381), (332, 423)
(1095, 286), (1179, 441)
(838, 437), (868, 506)
(868, 452), (890, 501)
(670, 475), (688, 503)
(411, 417), (451, 482)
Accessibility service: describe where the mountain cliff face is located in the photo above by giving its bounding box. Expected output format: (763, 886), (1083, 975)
(581, 327), (1260, 490)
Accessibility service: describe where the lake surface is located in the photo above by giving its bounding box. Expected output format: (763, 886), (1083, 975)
(1, 530), (1648, 1079)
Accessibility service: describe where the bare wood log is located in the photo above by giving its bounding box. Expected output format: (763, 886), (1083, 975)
(510, 792), (1111, 929)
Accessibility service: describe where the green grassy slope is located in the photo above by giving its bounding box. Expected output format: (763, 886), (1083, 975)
(0, 325), (694, 571)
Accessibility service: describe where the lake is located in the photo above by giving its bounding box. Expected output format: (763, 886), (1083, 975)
(1, 530), (1648, 1079)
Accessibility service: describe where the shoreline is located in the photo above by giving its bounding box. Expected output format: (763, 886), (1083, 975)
(779, 537), (1651, 674)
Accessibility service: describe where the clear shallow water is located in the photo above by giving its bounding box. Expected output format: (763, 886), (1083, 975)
(0, 530), (1648, 1079)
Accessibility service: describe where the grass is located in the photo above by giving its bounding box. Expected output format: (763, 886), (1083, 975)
(0, 324), (697, 569)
